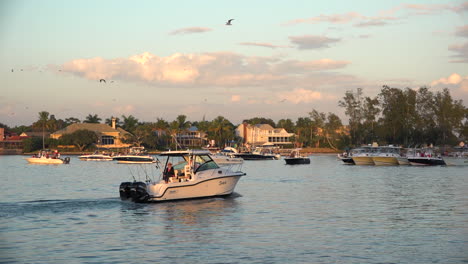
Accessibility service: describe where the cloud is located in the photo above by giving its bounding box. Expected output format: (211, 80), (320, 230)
(276, 88), (336, 104)
(455, 25), (468, 38)
(239, 42), (290, 49)
(231, 95), (241, 102)
(289, 35), (341, 50)
(284, 3), (467, 28)
(431, 73), (468, 94)
(283, 12), (363, 25)
(58, 52), (351, 87)
(274, 59), (350, 73)
(169, 27), (212, 35)
(354, 20), (388, 27)
(448, 42), (468, 63)
(431, 73), (464, 86)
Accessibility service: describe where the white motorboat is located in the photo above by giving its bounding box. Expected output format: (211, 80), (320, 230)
(443, 147), (468, 166)
(113, 147), (155, 164)
(79, 151), (113, 161)
(26, 150), (70, 164)
(371, 146), (403, 166)
(351, 147), (375, 165)
(284, 149), (310, 165)
(119, 150), (246, 203)
(210, 154), (244, 166)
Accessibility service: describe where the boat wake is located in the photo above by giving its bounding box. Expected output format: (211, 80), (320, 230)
(0, 198), (121, 218)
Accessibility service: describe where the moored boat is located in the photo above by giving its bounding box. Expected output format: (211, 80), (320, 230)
(371, 146), (403, 166)
(113, 147), (155, 164)
(26, 150), (70, 164)
(233, 146), (281, 160)
(406, 148), (445, 166)
(119, 150), (245, 203)
(351, 147), (375, 165)
(79, 151), (113, 161)
(284, 149), (310, 165)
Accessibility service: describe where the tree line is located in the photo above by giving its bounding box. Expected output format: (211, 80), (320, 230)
(1, 85), (466, 152)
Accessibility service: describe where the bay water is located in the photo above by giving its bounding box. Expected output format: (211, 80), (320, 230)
(0, 155), (467, 263)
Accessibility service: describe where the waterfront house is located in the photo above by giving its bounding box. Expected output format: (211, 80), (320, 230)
(235, 123), (294, 147)
(50, 119), (131, 148)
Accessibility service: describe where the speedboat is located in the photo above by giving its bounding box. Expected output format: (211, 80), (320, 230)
(284, 149), (310, 165)
(406, 148), (445, 166)
(442, 146), (468, 166)
(26, 150), (70, 164)
(210, 153), (244, 166)
(337, 151), (354, 165)
(233, 147), (281, 160)
(351, 147), (375, 165)
(371, 146), (402, 166)
(119, 150), (246, 203)
(113, 147), (155, 164)
(79, 151), (113, 161)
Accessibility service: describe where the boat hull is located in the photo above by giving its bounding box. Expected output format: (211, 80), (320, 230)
(372, 156), (399, 166)
(234, 153), (277, 160)
(397, 157), (410, 165)
(120, 174), (243, 203)
(79, 155), (113, 161)
(26, 157), (69, 164)
(113, 156), (155, 163)
(442, 157), (468, 166)
(285, 157), (310, 165)
(352, 156), (374, 165)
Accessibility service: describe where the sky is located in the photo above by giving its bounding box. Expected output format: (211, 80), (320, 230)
(1, 0), (467, 127)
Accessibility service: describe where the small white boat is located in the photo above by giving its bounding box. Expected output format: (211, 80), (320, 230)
(79, 151), (113, 161)
(443, 147), (468, 166)
(26, 150), (70, 164)
(119, 150), (245, 203)
(113, 147), (155, 164)
(210, 154), (244, 166)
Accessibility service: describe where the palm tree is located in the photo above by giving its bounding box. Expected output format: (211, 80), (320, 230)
(35, 111), (50, 149)
(121, 115), (139, 134)
(83, 114), (102, 123)
(209, 116), (234, 148)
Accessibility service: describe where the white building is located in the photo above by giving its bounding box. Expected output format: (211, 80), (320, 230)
(235, 123), (294, 146)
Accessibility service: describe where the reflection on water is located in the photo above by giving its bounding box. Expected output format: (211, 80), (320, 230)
(0, 155), (467, 263)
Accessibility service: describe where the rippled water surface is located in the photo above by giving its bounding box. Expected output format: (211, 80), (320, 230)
(0, 155), (467, 263)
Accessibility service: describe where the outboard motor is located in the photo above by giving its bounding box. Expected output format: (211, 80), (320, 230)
(119, 182), (149, 203)
(119, 182), (133, 200)
(63, 157), (71, 164)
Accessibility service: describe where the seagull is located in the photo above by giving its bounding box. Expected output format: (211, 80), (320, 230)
(99, 79), (106, 83)
(226, 19), (234, 25)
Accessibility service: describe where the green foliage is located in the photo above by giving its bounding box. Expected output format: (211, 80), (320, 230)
(83, 114), (102, 124)
(59, 129), (98, 151)
(339, 85), (467, 147)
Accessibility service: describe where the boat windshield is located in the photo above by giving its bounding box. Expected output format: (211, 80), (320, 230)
(194, 154), (219, 172)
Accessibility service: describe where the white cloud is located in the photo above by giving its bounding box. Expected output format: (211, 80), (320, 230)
(169, 27), (212, 35)
(431, 73), (468, 95)
(431, 73), (463, 86)
(289, 35), (341, 50)
(239, 42), (290, 49)
(58, 52), (350, 87)
(277, 88), (335, 104)
(231, 95), (241, 102)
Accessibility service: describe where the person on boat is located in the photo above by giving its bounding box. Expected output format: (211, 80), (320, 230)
(163, 162), (175, 183)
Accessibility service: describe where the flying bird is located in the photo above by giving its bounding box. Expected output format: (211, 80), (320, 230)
(226, 19), (234, 25)
(99, 79), (106, 83)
